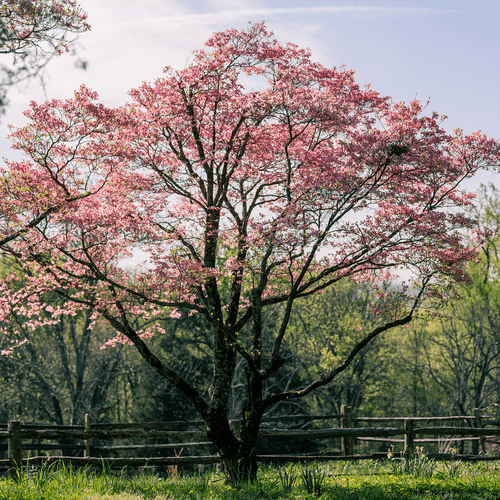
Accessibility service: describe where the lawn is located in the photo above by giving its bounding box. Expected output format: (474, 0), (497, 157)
(0, 457), (499, 499)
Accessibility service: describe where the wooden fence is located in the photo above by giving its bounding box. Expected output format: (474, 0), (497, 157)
(2, 406), (500, 479)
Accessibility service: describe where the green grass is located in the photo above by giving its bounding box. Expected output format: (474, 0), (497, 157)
(0, 458), (499, 499)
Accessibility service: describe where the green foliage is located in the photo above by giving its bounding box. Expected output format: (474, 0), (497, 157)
(265, 279), (390, 416)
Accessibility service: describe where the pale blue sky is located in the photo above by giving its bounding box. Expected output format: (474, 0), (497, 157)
(2, 0), (499, 190)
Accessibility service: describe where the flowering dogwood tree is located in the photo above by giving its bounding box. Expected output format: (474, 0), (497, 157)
(1, 23), (499, 478)
(0, 0), (90, 114)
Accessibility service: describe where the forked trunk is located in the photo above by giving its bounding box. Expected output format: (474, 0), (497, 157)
(220, 438), (259, 483)
(207, 411), (262, 483)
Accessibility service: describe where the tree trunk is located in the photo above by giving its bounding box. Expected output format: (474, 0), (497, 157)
(236, 418), (260, 482)
(206, 407), (262, 483)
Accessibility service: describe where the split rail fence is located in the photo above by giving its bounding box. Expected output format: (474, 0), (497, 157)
(2, 406), (500, 478)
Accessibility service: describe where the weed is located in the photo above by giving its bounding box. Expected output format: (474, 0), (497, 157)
(194, 468), (212, 492)
(26, 460), (60, 488)
(386, 445), (438, 478)
(277, 464), (297, 491)
(300, 462), (326, 497)
(223, 462), (255, 490)
(387, 445), (406, 475)
(442, 449), (464, 479)
(405, 447), (437, 478)
(438, 436), (460, 455)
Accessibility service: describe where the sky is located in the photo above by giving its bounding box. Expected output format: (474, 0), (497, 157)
(1, 0), (499, 193)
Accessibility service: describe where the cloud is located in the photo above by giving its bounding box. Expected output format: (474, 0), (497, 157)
(115, 6), (460, 27)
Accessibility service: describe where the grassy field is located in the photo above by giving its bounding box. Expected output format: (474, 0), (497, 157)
(1, 456), (500, 500)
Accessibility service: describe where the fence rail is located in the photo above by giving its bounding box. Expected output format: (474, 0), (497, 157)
(2, 407), (500, 479)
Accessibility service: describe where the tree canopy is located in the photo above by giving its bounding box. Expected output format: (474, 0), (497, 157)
(0, 22), (499, 479)
(0, 0), (89, 114)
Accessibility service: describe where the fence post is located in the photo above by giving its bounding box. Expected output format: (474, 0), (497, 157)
(474, 408), (486, 455)
(8, 420), (22, 480)
(404, 419), (414, 457)
(84, 413), (90, 458)
(341, 405), (354, 456)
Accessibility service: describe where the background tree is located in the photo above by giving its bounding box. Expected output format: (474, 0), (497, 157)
(124, 310), (214, 424)
(0, 255), (127, 428)
(0, 0), (89, 116)
(276, 279), (389, 416)
(354, 185), (500, 455)
(406, 185), (500, 450)
(0, 23), (499, 480)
